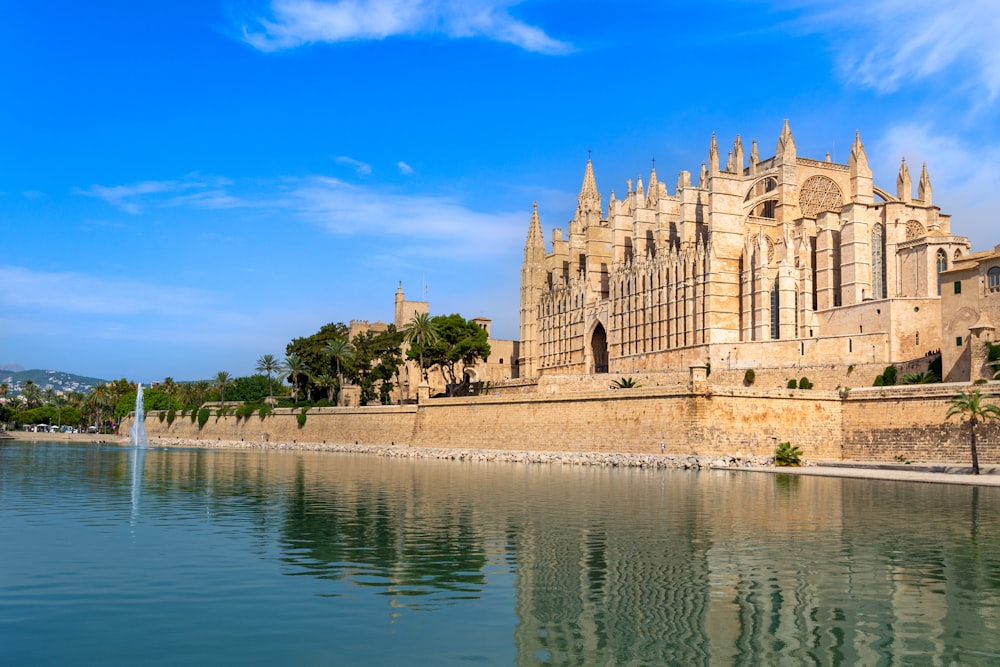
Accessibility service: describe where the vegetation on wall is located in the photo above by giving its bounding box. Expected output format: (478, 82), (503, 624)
(774, 442), (803, 467)
(743, 368), (755, 386)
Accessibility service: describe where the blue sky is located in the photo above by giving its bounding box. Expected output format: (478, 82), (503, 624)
(3, 0), (1000, 383)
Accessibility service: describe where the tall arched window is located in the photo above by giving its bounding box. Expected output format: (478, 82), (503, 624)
(988, 266), (1000, 293)
(871, 223), (886, 299)
(770, 283), (780, 340)
(936, 249), (948, 295)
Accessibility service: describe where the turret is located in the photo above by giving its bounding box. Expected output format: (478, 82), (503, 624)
(918, 163), (932, 206)
(849, 130), (873, 204)
(775, 119), (796, 163)
(896, 157), (911, 202)
(708, 133), (720, 175)
(519, 202), (548, 378)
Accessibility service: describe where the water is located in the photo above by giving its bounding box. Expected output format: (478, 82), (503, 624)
(2, 442), (1000, 666)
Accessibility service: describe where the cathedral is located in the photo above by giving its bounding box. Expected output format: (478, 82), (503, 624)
(518, 121), (970, 379)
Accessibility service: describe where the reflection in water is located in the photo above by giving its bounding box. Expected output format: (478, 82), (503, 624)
(4, 443), (1000, 665)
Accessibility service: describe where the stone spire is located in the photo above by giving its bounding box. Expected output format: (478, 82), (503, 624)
(918, 163), (933, 206)
(698, 162), (708, 187)
(849, 130), (873, 204)
(775, 119), (796, 162)
(577, 155), (602, 217)
(896, 157), (912, 202)
(708, 133), (720, 175)
(732, 135), (744, 174)
(524, 201), (545, 262)
(748, 139), (759, 175)
(646, 163), (659, 207)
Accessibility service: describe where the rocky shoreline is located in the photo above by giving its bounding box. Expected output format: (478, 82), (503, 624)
(144, 436), (779, 470)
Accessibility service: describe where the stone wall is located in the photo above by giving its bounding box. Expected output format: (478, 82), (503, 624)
(132, 382), (1000, 465)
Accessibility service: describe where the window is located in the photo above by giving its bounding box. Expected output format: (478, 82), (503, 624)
(954, 281), (962, 294)
(989, 266), (1000, 293)
(770, 284), (780, 340)
(871, 223), (886, 298)
(956, 337), (964, 347)
(937, 250), (948, 295)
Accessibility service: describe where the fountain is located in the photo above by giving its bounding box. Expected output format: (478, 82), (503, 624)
(129, 384), (147, 523)
(130, 383), (147, 449)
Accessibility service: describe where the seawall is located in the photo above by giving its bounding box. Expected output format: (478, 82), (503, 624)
(127, 382), (1000, 465)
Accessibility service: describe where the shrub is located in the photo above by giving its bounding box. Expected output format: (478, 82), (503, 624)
(258, 404), (273, 420)
(297, 406), (309, 428)
(882, 365), (897, 386)
(158, 411), (166, 423)
(873, 375), (885, 387)
(166, 408), (176, 426)
(743, 368), (755, 386)
(234, 404), (256, 420)
(197, 408), (210, 429)
(775, 442), (803, 467)
(787, 379), (798, 389)
(798, 377), (813, 390)
(612, 377), (641, 389)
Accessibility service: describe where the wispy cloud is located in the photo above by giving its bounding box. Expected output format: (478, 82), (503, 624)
(335, 155), (373, 175)
(397, 161), (414, 175)
(281, 175), (527, 257)
(241, 0), (572, 54)
(781, 0), (1000, 100)
(75, 175), (238, 213)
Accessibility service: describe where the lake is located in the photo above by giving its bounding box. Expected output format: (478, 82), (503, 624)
(2, 441), (1000, 665)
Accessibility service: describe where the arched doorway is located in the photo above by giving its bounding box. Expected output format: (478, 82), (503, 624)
(591, 323), (608, 374)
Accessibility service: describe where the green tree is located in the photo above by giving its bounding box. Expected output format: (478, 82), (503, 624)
(403, 312), (439, 384)
(215, 371), (232, 406)
(286, 322), (350, 400)
(324, 338), (355, 403)
(946, 388), (1000, 475)
(351, 326), (405, 405)
(255, 354), (281, 400)
(21, 380), (42, 408)
(313, 373), (338, 403)
(408, 314), (491, 397)
(281, 354), (310, 404)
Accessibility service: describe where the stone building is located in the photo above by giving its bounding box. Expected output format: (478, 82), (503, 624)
(351, 283), (519, 402)
(940, 245), (1000, 381)
(519, 121), (970, 379)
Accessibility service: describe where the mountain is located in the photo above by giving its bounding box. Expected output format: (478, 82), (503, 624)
(0, 369), (109, 396)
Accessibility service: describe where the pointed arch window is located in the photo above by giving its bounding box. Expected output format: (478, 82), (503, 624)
(936, 249), (948, 295)
(871, 223), (886, 299)
(770, 283), (780, 340)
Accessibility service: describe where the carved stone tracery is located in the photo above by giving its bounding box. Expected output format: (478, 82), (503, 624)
(798, 175), (843, 218)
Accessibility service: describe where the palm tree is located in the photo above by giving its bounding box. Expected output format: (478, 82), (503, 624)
(282, 354), (310, 404)
(162, 377), (176, 409)
(324, 338), (355, 402)
(946, 388), (1000, 475)
(256, 354), (280, 400)
(215, 371), (232, 407)
(193, 380), (210, 408)
(403, 312), (438, 383)
(21, 380), (42, 408)
(313, 373), (337, 403)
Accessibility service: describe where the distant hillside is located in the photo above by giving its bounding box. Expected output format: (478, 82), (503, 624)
(1, 369), (108, 396)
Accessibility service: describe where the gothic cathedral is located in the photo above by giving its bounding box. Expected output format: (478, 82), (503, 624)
(518, 121), (970, 378)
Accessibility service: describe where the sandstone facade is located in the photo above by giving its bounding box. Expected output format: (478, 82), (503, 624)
(518, 122), (970, 380)
(940, 244), (1000, 381)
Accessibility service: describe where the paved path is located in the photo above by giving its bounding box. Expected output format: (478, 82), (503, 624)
(738, 462), (1000, 487)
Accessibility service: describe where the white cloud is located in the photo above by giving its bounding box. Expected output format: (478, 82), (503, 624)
(281, 175), (527, 257)
(397, 161), (414, 175)
(75, 175), (238, 213)
(782, 0), (1000, 100)
(241, 0), (571, 54)
(335, 155), (373, 175)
